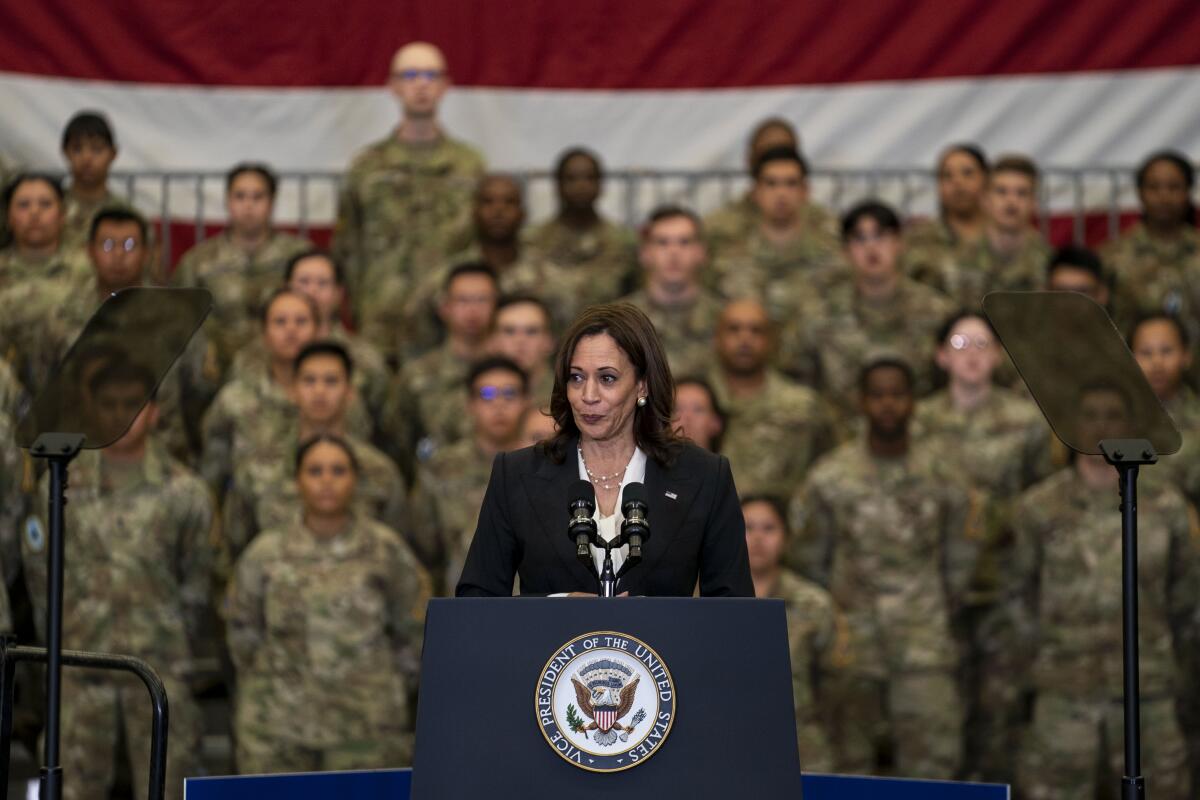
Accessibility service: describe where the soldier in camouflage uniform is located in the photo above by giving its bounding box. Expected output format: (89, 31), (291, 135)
(333, 42), (485, 323)
(366, 174), (577, 363)
(908, 155), (1049, 309)
(672, 378), (725, 452)
(1102, 152), (1200, 336)
(57, 111), (160, 278)
(172, 163), (311, 384)
(903, 144), (990, 278)
(527, 148), (638, 306)
(778, 201), (955, 425)
(0, 174), (92, 288)
(1009, 382), (1200, 800)
(709, 298), (834, 498)
(743, 495), (846, 772)
(703, 117), (836, 253)
(788, 359), (981, 778)
(201, 289), (318, 498)
(619, 205), (724, 378)
(915, 311), (1051, 782)
(226, 435), (431, 773)
(383, 264), (498, 469)
(22, 364), (212, 800)
(707, 147), (842, 319)
(222, 342), (412, 563)
(417, 357), (528, 594)
(488, 295), (557, 411)
(0, 209), (198, 458)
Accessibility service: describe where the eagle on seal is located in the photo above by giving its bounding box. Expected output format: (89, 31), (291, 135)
(571, 660), (641, 747)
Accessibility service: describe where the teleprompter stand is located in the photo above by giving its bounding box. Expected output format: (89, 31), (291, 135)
(985, 292), (1181, 800)
(1, 288), (211, 800)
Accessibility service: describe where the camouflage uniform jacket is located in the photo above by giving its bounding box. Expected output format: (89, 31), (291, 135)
(709, 368), (836, 498)
(171, 230), (311, 380)
(527, 216), (637, 306)
(909, 229), (1049, 309)
(387, 342), (474, 463)
(414, 436), (494, 594)
(223, 427), (409, 560)
(778, 277), (956, 421)
(789, 439), (982, 678)
(0, 243), (91, 289)
(913, 388), (1049, 501)
(704, 194), (839, 256)
(769, 567), (847, 773)
(620, 287), (724, 379)
(225, 514), (431, 747)
(0, 410), (26, 590)
(1010, 467), (1200, 698)
(1102, 223), (1200, 332)
(1159, 388), (1200, 508)
(23, 441), (215, 676)
(333, 132), (485, 315)
(707, 217), (844, 320)
(200, 369), (297, 496)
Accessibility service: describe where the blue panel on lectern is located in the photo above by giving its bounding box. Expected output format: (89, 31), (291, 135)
(184, 768), (411, 799)
(186, 769), (1007, 799)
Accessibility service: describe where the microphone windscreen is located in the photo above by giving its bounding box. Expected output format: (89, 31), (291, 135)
(571, 479), (596, 507)
(622, 481), (647, 506)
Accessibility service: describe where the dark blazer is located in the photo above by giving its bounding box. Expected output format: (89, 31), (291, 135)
(456, 438), (753, 597)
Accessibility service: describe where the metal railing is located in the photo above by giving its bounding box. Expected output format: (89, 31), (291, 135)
(95, 165), (1158, 275)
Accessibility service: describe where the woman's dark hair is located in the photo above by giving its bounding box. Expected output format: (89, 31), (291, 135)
(674, 376), (727, 452)
(294, 433), (360, 475)
(1127, 312), (1190, 351)
(740, 494), (791, 537)
(259, 287), (319, 325)
(937, 143), (989, 176)
(553, 147), (602, 182)
(226, 161), (278, 197)
(3, 173), (65, 209)
(544, 303), (683, 466)
(284, 248), (345, 286)
(1135, 150), (1196, 228)
(934, 309), (996, 345)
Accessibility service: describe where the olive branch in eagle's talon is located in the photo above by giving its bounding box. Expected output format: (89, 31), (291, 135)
(566, 703), (588, 738)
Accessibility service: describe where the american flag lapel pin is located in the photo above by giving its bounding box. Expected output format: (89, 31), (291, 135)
(665, 491), (678, 500)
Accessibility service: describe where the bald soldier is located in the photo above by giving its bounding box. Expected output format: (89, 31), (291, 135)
(708, 147), (842, 318)
(334, 42), (485, 321)
(369, 174), (577, 361)
(778, 200), (955, 424)
(619, 206), (724, 378)
(709, 298), (834, 498)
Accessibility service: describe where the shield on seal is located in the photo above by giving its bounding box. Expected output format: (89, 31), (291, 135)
(595, 707), (617, 732)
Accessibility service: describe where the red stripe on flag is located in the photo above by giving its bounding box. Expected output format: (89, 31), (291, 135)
(1, 1), (1199, 89)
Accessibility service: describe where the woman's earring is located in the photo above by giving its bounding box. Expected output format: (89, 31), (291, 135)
(637, 396), (647, 407)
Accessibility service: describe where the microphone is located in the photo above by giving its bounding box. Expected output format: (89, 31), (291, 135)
(619, 482), (651, 560)
(567, 480), (598, 560)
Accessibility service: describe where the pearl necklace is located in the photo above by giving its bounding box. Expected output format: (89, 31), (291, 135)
(579, 445), (630, 491)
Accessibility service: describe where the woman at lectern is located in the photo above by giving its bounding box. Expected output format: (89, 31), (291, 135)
(225, 435), (432, 773)
(457, 303), (753, 597)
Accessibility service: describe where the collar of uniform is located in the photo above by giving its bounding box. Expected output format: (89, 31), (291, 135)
(72, 437), (171, 493)
(292, 511), (368, 557)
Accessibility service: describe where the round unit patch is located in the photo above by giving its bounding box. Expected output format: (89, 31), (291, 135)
(536, 631), (676, 772)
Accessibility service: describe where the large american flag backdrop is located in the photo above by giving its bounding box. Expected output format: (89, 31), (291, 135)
(1, 0), (1199, 234)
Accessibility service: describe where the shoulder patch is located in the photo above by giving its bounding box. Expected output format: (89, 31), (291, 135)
(25, 515), (44, 553)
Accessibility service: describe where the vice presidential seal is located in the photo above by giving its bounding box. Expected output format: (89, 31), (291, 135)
(536, 631), (676, 772)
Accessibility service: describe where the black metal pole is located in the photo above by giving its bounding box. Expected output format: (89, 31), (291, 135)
(599, 549), (617, 598)
(41, 456), (69, 800)
(1118, 463), (1145, 800)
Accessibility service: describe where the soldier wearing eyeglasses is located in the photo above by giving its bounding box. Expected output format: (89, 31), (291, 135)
(333, 41), (486, 323)
(414, 356), (529, 593)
